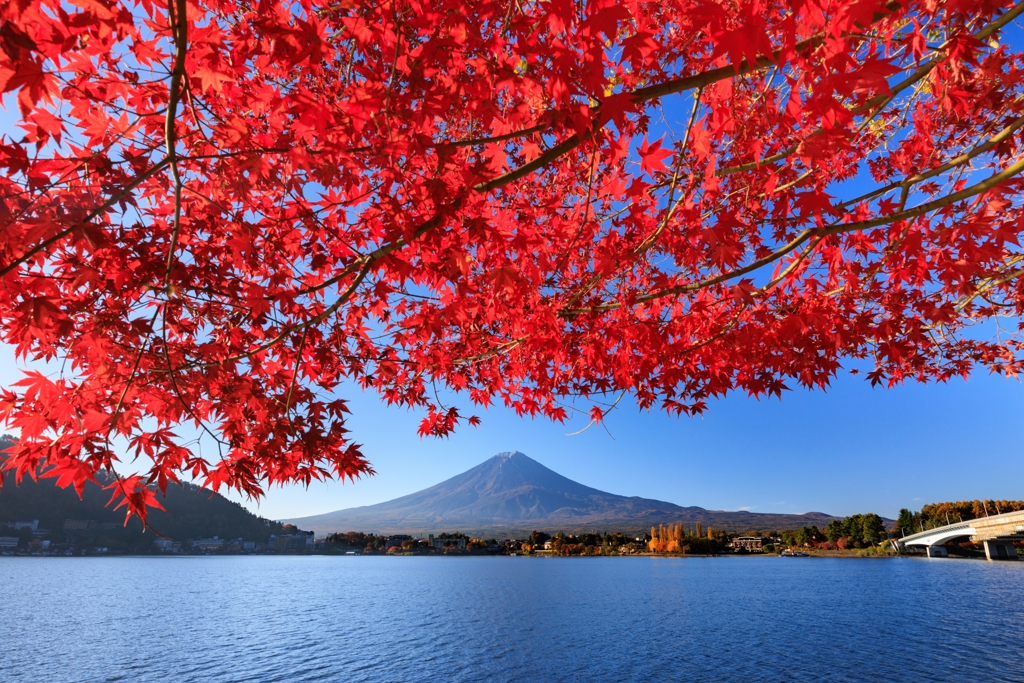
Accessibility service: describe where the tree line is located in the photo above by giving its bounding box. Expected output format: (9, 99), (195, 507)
(647, 523), (726, 554)
(896, 500), (1024, 536)
(782, 514), (888, 550)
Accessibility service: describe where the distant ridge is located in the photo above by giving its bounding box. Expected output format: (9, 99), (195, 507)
(282, 451), (839, 535)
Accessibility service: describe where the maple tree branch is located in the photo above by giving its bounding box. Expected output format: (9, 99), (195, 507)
(827, 106), (1024, 213)
(678, 303), (750, 357)
(452, 336), (528, 366)
(758, 235), (826, 296)
(475, 4), (912, 194)
(0, 113), (158, 224)
(180, 258), (375, 370)
(973, 0), (1024, 40)
(163, 0), (189, 288)
(715, 0), (1024, 177)
(565, 389), (625, 437)
(820, 157), (1024, 238)
(900, 113), (1024, 192)
(181, 81), (218, 152)
(637, 88), (704, 254)
(472, 47), (809, 192)
(0, 160), (170, 279)
(547, 143), (600, 284)
(284, 326), (309, 426)
(160, 321), (228, 456)
(558, 90), (705, 311)
(954, 259), (1024, 313)
(181, 148), (296, 160)
(723, 104), (1023, 271)
(291, 208), (450, 297)
(106, 307), (162, 445)
(448, 122), (549, 147)
(562, 153), (1024, 316)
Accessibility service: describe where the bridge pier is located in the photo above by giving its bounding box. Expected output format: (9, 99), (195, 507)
(925, 546), (948, 558)
(983, 540), (1018, 561)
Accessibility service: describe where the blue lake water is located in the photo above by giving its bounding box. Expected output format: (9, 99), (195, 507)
(1, 555), (1022, 682)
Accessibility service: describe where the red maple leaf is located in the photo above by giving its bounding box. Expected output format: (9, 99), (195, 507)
(638, 136), (673, 176)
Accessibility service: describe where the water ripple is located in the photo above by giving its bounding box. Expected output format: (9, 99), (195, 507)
(1, 556), (1023, 682)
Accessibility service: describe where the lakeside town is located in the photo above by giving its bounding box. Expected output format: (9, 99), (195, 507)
(5, 508), (1022, 558)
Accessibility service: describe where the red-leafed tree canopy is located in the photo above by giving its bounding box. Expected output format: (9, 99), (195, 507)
(2, 0), (1024, 521)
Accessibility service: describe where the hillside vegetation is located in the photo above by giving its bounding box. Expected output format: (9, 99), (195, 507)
(1, 435), (294, 551)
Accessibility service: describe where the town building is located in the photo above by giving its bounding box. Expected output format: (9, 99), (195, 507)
(193, 537), (226, 551)
(731, 536), (772, 552)
(0, 536), (19, 549)
(268, 532), (313, 552)
(386, 534), (413, 549)
(427, 534), (466, 550)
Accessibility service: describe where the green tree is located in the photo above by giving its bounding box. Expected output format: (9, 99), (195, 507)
(794, 525), (824, 546)
(896, 509), (914, 536)
(860, 514), (886, 545)
(825, 520), (845, 543)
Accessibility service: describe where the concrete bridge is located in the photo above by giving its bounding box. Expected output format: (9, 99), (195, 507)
(897, 510), (1024, 560)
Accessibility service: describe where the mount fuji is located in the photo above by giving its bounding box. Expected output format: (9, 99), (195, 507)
(282, 451), (839, 536)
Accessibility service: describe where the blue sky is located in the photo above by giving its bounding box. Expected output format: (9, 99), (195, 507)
(256, 367), (1024, 522)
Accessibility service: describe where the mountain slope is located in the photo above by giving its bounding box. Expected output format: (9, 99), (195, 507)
(283, 451), (839, 535)
(0, 434), (300, 549)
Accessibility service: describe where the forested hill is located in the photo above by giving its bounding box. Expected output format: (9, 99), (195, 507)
(0, 435), (296, 549)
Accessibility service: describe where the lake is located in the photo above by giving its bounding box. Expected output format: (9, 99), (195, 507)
(1, 556), (1022, 682)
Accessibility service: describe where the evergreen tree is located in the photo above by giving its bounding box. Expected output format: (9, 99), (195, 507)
(896, 509), (914, 536)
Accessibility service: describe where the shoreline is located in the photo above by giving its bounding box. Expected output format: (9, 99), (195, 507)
(3, 550), (978, 560)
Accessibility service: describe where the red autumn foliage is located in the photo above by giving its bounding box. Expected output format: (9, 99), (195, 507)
(2, 0), (1024, 522)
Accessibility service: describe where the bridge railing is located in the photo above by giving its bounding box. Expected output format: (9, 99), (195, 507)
(899, 523), (974, 544)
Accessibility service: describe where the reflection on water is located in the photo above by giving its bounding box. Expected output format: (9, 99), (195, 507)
(1, 556), (1022, 682)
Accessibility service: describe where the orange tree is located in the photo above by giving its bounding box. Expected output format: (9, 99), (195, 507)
(1, 0), (1023, 520)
